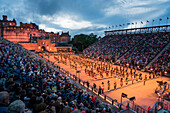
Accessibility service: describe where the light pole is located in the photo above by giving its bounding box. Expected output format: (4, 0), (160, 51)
(77, 70), (81, 79)
(120, 93), (135, 111)
(76, 70), (81, 83)
(48, 54), (50, 62)
(121, 93), (127, 103)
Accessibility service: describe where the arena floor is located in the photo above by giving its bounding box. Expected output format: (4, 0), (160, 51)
(43, 54), (170, 110)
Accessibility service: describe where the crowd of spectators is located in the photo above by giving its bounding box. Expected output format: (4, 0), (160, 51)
(120, 33), (169, 70)
(83, 34), (144, 61)
(0, 37), (114, 113)
(83, 32), (170, 74)
(83, 35), (122, 60)
(149, 46), (170, 75)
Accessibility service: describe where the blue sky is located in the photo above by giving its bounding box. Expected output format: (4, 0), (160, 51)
(0, 0), (170, 37)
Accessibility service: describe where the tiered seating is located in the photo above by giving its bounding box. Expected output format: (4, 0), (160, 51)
(83, 32), (169, 73)
(83, 34), (144, 61)
(83, 35), (123, 60)
(150, 46), (170, 75)
(121, 33), (169, 69)
(0, 37), (113, 113)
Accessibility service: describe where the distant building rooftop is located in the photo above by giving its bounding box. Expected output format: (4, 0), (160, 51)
(60, 32), (70, 37)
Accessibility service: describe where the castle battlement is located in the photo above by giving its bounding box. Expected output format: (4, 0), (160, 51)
(0, 15), (70, 44)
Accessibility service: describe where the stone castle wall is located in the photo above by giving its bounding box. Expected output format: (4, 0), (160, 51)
(0, 15), (72, 52)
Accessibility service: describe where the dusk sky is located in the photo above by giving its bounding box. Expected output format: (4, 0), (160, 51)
(0, 0), (170, 37)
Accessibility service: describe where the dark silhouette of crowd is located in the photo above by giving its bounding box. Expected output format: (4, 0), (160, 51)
(0, 37), (113, 113)
(83, 32), (170, 74)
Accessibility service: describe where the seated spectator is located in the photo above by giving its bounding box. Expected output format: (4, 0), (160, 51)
(0, 91), (9, 113)
(35, 103), (47, 113)
(7, 100), (25, 113)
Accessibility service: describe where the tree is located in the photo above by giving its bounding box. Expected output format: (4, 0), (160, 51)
(71, 33), (99, 52)
(98, 36), (102, 40)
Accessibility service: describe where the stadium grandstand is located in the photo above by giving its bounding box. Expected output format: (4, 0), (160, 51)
(83, 25), (170, 77)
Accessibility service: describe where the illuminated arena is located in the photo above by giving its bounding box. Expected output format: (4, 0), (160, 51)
(0, 1), (170, 113)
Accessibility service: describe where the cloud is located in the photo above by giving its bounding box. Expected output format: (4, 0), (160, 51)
(0, 0), (170, 37)
(39, 24), (62, 33)
(104, 0), (170, 17)
(41, 14), (106, 30)
(52, 15), (93, 29)
(105, 7), (156, 16)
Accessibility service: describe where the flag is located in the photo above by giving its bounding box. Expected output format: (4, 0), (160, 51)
(127, 23), (130, 25)
(159, 18), (162, 21)
(141, 21), (143, 24)
(147, 20), (149, 23)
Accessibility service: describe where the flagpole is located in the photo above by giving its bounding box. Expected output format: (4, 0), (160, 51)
(159, 19), (161, 26)
(159, 19), (161, 32)
(166, 17), (169, 25)
(146, 21), (147, 27)
(152, 20), (155, 32)
(166, 17), (169, 31)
